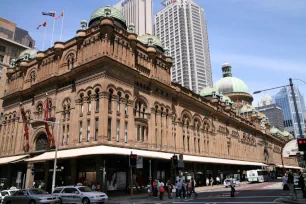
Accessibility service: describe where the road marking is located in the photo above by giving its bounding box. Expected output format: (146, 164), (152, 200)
(173, 202), (276, 204)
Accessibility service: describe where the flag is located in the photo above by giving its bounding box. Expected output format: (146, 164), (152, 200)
(37, 21), (47, 29)
(55, 11), (64, 20)
(42, 11), (56, 17)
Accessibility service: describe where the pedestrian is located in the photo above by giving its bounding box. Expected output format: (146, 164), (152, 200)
(187, 180), (192, 197)
(287, 171), (297, 201)
(92, 183), (96, 191)
(206, 178), (209, 186)
(153, 180), (158, 197)
(216, 176), (220, 185)
(171, 183), (175, 199)
(210, 177), (214, 187)
(147, 182), (152, 199)
(298, 172), (306, 198)
(282, 174), (288, 191)
(157, 179), (161, 197)
(191, 178), (198, 197)
(96, 182), (101, 192)
(230, 178), (235, 197)
(167, 181), (172, 199)
(159, 181), (165, 200)
(182, 180), (187, 199)
(176, 179), (182, 198)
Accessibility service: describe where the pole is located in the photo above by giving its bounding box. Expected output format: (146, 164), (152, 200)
(281, 147), (286, 176)
(59, 10), (64, 41)
(130, 151), (133, 198)
(51, 121), (60, 193)
(289, 78), (304, 138)
(51, 16), (56, 47)
(42, 24), (47, 50)
(149, 160), (151, 185)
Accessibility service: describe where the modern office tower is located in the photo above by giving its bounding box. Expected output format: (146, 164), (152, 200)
(256, 94), (285, 131)
(273, 86), (306, 137)
(154, 0), (212, 93)
(114, 0), (153, 35)
(0, 17), (35, 116)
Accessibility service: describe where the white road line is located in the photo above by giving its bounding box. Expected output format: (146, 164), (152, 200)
(173, 202), (276, 204)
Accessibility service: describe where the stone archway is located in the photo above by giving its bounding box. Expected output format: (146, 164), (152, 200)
(35, 133), (48, 151)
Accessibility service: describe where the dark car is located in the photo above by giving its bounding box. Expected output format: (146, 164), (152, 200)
(3, 189), (60, 204)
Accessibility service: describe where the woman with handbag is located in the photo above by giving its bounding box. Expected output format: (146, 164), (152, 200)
(159, 181), (165, 200)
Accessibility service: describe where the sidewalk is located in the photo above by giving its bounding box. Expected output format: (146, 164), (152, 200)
(108, 182), (248, 203)
(276, 198), (306, 204)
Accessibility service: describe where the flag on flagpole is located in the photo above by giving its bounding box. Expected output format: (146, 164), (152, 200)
(37, 21), (47, 29)
(42, 11), (56, 17)
(54, 11), (64, 20)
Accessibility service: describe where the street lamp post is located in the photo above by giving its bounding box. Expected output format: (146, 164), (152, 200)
(31, 119), (60, 193)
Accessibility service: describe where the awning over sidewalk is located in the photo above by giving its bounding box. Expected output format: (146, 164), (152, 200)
(26, 145), (266, 167)
(276, 164), (303, 170)
(0, 154), (29, 165)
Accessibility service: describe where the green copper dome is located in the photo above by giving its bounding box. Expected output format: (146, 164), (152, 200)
(215, 77), (250, 95)
(18, 47), (39, 61)
(200, 87), (219, 97)
(89, 6), (125, 26)
(138, 34), (164, 50)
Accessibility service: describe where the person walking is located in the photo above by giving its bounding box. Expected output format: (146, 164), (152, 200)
(167, 181), (172, 199)
(147, 182), (152, 199)
(206, 178), (209, 186)
(287, 171), (297, 201)
(96, 182), (101, 192)
(230, 178), (236, 197)
(216, 176), (220, 185)
(210, 177), (214, 187)
(152, 180), (158, 197)
(157, 179), (161, 197)
(182, 180), (187, 199)
(176, 180), (182, 198)
(191, 178), (198, 197)
(159, 181), (165, 200)
(91, 183), (96, 191)
(298, 172), (306, 198)
(187, 180), (192, 197)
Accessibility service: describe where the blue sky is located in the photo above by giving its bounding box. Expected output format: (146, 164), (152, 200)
(1, 0), (306, 106)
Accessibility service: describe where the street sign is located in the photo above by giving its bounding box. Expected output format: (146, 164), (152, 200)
(136, 156), (143, 169)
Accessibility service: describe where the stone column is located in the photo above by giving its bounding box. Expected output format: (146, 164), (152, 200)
(177, 122), (183, 153)
(25, 163), (34, 189)
(99, 92), (109, 142)
(149, 108), (156, 148)
(111, 95), (118, 141)
(120, 98), (125, 143)
(156, 111), (160, 149)
(167, 115), (173, 152)
(127, 100), (134, 144)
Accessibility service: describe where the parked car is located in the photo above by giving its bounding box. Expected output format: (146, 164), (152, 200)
(52, 186), (108, 204)
(0, 188), (19, 203)
(224, 179), (240, 188)
(2, 188), (60, 204)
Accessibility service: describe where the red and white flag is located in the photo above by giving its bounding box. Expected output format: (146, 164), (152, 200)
(37, 21), (47, 29)
(54, 11), (64, 20)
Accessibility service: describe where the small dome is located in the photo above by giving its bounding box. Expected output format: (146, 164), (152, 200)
(215, 77), (250, 94)
(222, 62), (231, 68)
(240, 104), (256, 114)
(200, 87), (219, 97)
(258, 94), (273, 107)
(270, 126), (280, 135)
(89, 6), (125, 27)
(137, 34), (164, 50)
(221, 95), (232, 103)
(18, 47), (39, 61)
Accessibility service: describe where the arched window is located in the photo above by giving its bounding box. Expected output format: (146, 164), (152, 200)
(36, 133), (49, 151)
(134, 98), (148, 142)
(95, 89), (100, 112)
(124, 94), (129, 115)
(108, 89), (113, 112)
(134, 99), (147, 119)
(80, 93), (84, 114)
(87, 91), (92, 112)
(36, 103), (43, 119)
(30, 71), (36, 85)
(67, 53), (74, 69)
(117, 91), (121, 112)
(63, 98), (71, 120)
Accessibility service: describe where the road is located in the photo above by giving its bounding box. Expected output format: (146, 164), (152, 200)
(108, 181), (304, 204)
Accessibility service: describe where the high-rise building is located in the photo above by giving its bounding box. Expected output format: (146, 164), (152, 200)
(0, 17), (35, 116)
(154, 0), (212, 93)
(273, 86), (306, 137)
(114, 0), (153, 35)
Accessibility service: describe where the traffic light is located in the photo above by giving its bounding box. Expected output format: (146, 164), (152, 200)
(172, 155), (178, 167)
(297, 139), (306, 151)
(129, 154), (137, 167)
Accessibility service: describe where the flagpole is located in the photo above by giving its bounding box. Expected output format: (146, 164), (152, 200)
(51, 14), (56, 46)
(42, 23), (47, 50)
(59, 10), (64, 41)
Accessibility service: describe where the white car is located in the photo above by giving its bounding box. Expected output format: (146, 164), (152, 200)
(53, 186), (108, 204)
(0, 189), (19, 203)
(224, 179), (240, 187)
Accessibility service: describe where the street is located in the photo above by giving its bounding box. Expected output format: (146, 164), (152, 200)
(107, 182), (305, 204)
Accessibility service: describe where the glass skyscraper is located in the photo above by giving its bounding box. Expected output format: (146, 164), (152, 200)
(273, 86), (306, 137)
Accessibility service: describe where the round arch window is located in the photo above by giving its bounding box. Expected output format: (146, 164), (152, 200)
(36, 133), (48, 151)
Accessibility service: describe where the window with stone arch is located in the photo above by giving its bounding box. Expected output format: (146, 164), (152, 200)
(95, 88), (100, 112)
(134, 98), (148, 142)
(25, 110), (31, 121)
(36, 102), (44, 119)
(30, 71), (36, 85)
(62, 98), (71, 121)
(35, 133), (49, 151)
(87, 90), (92, 113)
(124, 94), (129, 115)
(108, 89), (114, 112)
(117, 91), (122, 113)
(194, 117), (201, 153)
(67, 53), (75, 69)
(79, 93), (84, 114)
